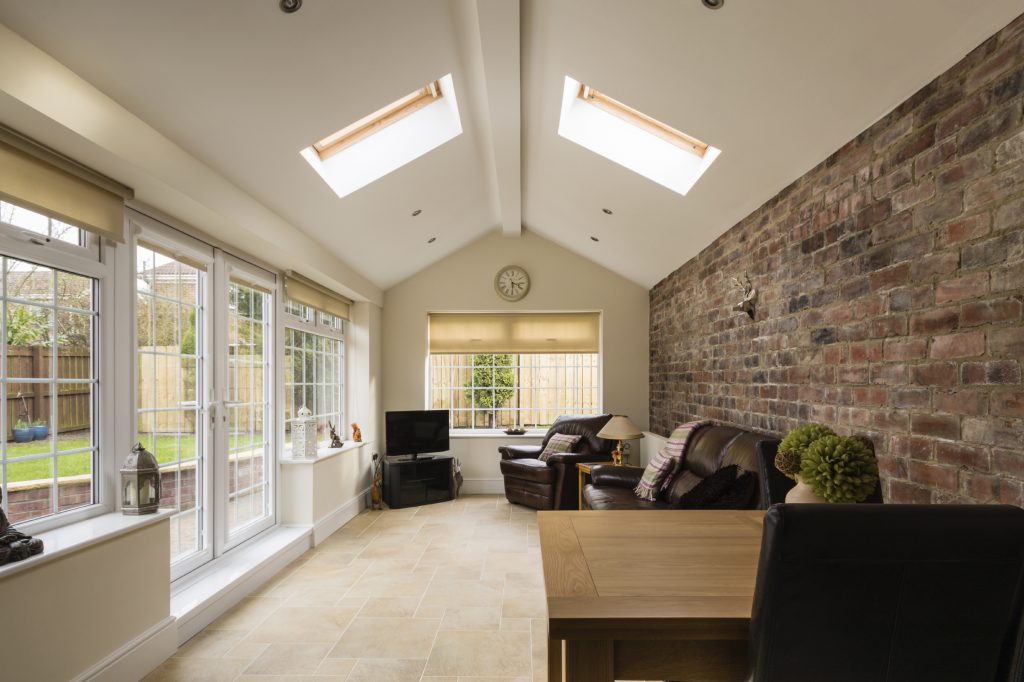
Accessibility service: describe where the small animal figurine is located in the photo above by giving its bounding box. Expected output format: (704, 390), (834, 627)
(328, 422), (344, 448)
(351, 422), (362, 443)
(370, 453), (383, 510)
(731, 273), (758, 319)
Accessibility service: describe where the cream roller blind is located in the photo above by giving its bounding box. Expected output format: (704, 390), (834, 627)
(0, 133), (131, 243)
(284, 273), (352, 320)
(428, 312), (600, 354)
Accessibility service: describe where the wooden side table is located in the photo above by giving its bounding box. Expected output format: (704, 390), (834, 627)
(576, 462), (606, 510)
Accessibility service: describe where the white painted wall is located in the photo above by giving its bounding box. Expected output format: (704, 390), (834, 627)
(383, 230), (649, 491)
(348, 301), (384, 450)
(0, 520), (172, 682)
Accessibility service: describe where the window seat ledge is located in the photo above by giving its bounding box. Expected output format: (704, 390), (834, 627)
(449, 432), (545, 439)
(280, 439), (373, 465)
(0, 508), (175, 580)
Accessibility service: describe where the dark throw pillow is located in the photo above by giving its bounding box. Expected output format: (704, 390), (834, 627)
(674, 465), (740, 510)
(707, 470), (758, 509)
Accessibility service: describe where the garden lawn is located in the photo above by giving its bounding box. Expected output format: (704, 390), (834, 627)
(3, 434), (258, 483)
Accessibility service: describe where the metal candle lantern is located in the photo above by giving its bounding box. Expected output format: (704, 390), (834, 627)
(121, 443), (161, 515)
(293, 405), (318, 459)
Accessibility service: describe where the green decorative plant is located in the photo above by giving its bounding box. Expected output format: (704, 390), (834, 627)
(775, 423), (836, 479)
(800, 435), (879, 503)
(14, 418), (30, 430)
(32, 419), (47, 427)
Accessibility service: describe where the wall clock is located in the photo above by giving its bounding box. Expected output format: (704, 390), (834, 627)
(494, 265), (530, 301)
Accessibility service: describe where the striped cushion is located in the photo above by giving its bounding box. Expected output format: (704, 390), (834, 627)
(634, 420), (713, 501)
(538, 433), (582, 462)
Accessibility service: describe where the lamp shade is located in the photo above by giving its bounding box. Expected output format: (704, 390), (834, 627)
(597, 415), (644, 441)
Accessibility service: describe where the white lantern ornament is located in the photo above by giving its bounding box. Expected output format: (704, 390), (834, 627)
(293, 405), (318, 459)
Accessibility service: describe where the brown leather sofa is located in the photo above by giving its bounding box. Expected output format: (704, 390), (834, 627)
(582, 424), (779, 510)
(499, 414), (615, 510)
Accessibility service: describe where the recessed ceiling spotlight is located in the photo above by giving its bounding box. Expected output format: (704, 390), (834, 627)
(412, 209), (422, 217)
(280, 0), (302, 13)
(602, 208), (613, 215)
(702, 0), (724, 9)
(427, 237), (436, 244)
(590, 236), (600, 242)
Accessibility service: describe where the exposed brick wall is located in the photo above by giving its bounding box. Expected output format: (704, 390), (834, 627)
(650, 14), (1024, 505)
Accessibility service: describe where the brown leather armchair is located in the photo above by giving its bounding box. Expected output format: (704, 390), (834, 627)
(499, 414), (614, 510)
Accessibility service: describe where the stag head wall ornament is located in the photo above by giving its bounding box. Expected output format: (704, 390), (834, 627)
(731, 273), (758, 319)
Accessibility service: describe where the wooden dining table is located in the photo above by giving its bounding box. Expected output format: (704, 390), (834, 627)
(539, 509), (765, 682)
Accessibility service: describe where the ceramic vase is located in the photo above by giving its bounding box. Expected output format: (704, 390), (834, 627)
(786, 475), (828, 503)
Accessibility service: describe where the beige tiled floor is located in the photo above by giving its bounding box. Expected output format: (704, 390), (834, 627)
(146, 495), (548, 682)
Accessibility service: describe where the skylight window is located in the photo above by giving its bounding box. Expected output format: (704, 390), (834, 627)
(557, 76), (720, 196)
(301, 74), (462, 198)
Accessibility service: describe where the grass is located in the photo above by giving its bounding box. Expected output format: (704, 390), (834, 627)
(4, 433), (259, 483)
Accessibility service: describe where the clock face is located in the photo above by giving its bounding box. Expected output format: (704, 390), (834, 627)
(495, 266), (530, 301)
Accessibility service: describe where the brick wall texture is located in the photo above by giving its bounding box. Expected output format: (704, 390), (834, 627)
(650, 14), (1024, 505)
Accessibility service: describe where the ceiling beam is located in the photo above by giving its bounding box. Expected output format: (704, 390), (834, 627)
(476, 0), (522, 237)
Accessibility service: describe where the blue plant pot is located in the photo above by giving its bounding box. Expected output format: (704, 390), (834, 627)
(32, 425), (49, 441)
(12, 428), (33, 443)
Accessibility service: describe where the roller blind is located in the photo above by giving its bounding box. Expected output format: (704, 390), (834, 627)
(0, 131), (131, 243)
(284, 273), (351, 321)
(428, 312), (600, 354)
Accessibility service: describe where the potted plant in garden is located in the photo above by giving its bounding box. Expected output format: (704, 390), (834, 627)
(775, 423), (879, 503)
(12, 418), (33, 443)
(31, 419), (49, 441)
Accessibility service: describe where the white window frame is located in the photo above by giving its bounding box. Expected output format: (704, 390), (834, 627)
(215, 253), (277, 553)
(129, 212), (215, 580)
(282, 301), (345, 451)
(427, 351), (603, 434)
(0, 209), (116, 534)
(0, 199), (101, 260)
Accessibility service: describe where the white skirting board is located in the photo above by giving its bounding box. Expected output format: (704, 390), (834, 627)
(312, 487), (370, 545)
(73, 616), (177, 682)
(461, 477), (505, 495)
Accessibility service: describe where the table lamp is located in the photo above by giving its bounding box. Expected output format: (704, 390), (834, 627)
(597, 415), (644, 466)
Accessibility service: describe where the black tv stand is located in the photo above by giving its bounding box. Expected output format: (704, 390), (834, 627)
(382, 454), (454, 509)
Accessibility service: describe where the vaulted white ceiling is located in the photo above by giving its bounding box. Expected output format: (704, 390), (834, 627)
(0, 0), (1021, 293)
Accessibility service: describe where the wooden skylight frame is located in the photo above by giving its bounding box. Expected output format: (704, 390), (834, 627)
(313, 80), (443, 161)
(577, 83), (709, 158)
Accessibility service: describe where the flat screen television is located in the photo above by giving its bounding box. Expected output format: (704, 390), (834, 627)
(385, 409), (450, 458)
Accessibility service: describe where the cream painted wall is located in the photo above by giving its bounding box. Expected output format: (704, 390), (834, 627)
(0, 520), (171, 681)
(383, 230), (649, 490)
(348, 301), (383, 449)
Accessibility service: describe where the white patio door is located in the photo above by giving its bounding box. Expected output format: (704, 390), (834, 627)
(134, 217), (278, 576)
(132, 214), (215, 580)
(212, 253), (276, 552)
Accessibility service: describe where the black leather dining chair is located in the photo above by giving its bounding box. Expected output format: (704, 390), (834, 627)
(747, 504), (1024, 682)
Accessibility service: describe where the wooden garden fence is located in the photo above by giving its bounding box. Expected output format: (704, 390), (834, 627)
(5, 346), (91, 438)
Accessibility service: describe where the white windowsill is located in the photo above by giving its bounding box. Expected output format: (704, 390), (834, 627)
(449, 431), (545, 439)
(280, 440), (372, 465)
(0, 508), (175, 580)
